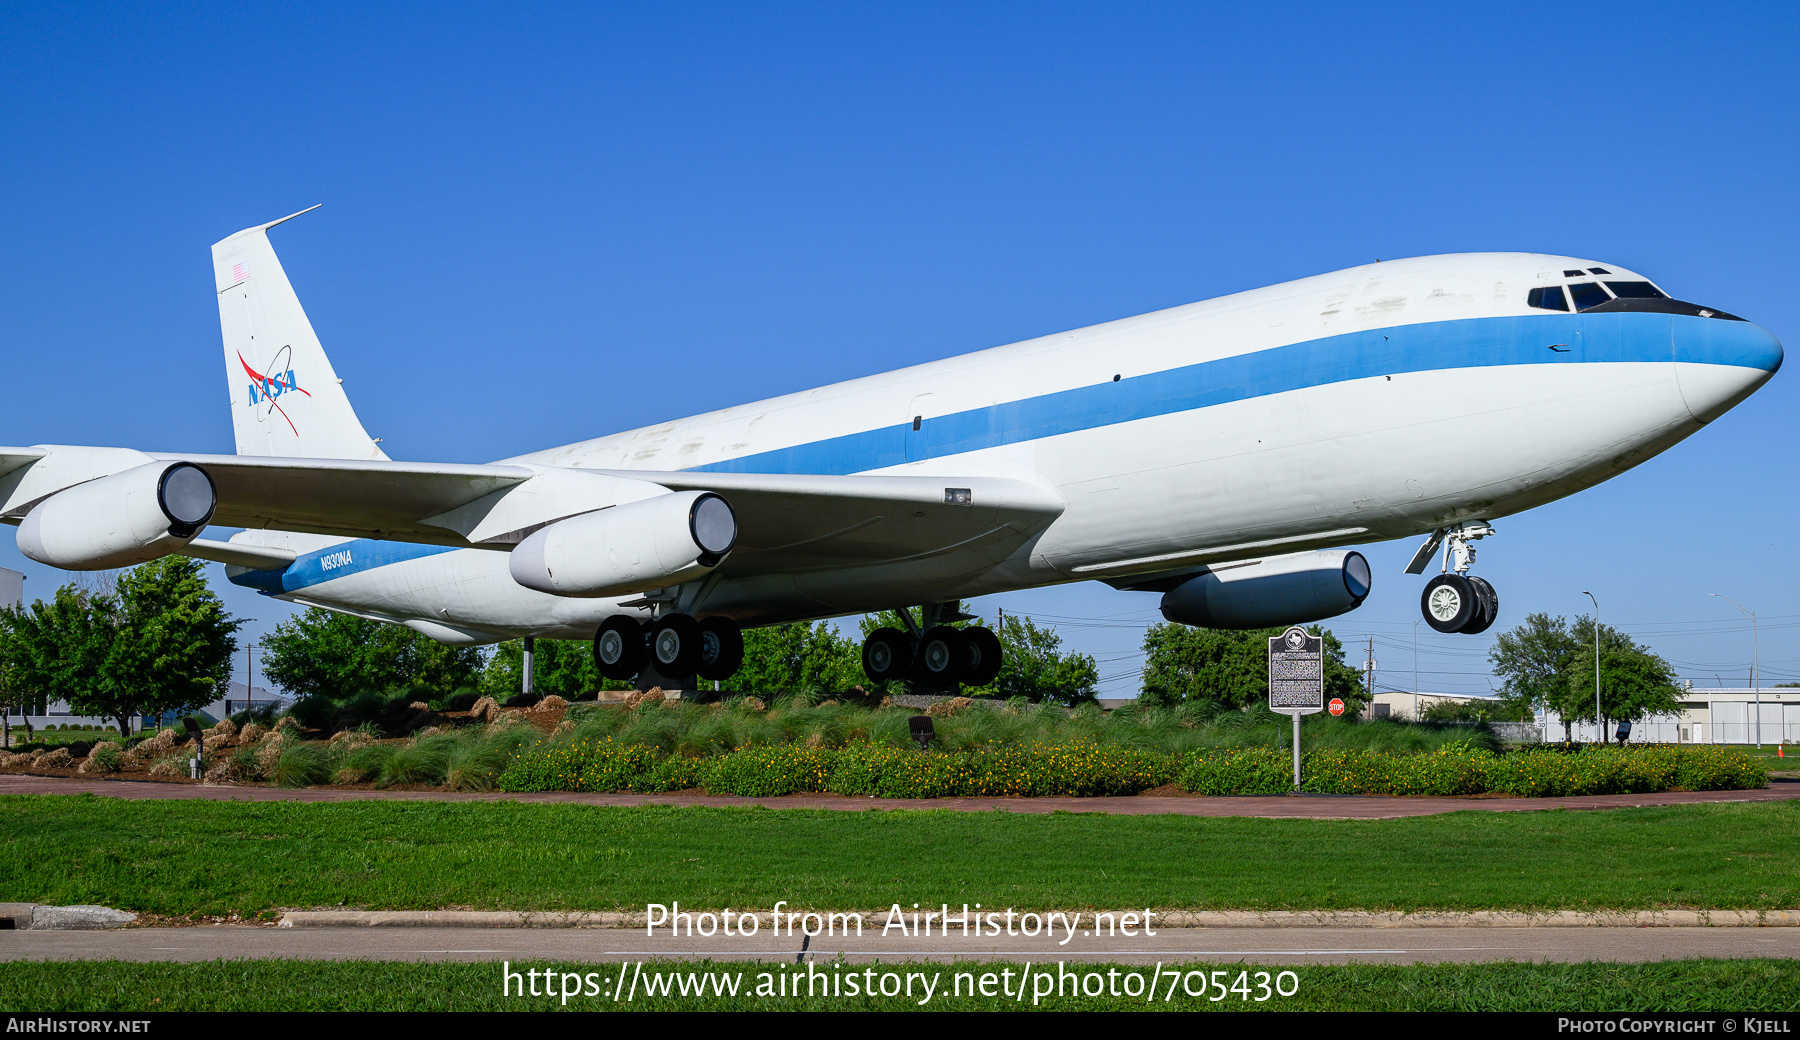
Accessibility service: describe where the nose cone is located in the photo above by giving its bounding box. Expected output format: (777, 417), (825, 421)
(1673, 316), (1783, 423)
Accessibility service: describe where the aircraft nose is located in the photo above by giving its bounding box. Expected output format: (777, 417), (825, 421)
(1673, 316), (1783, 424)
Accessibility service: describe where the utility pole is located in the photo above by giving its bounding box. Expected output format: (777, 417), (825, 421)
(1583, 592), (1601, 742)
(1710, 595), (1760, 748)
(1364, 635), (1375, 708)
(1412, 619), (1421, 722)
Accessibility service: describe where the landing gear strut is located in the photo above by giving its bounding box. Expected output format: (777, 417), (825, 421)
(1410, 521), (1499, 635)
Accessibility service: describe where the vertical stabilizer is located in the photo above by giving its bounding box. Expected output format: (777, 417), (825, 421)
(212, 208), (389, 460)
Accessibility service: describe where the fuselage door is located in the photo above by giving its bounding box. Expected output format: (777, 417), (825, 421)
(906, 392), (935, 463)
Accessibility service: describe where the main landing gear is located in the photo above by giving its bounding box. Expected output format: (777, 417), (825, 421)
(1409, 521), (1499, 635)
(592, 613), (744, 684)
(860, 605), (1004, 691)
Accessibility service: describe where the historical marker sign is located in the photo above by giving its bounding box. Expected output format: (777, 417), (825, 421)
(1268, 626), (1325, 715)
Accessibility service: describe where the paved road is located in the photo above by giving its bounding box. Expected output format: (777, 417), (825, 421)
(4, 926), (1798, 965)
(4, 773), (1797, 819)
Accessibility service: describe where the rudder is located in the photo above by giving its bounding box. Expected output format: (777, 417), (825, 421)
(213, 207), (388, 460)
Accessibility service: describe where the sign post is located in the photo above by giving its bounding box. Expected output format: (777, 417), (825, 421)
(1268, 626), (1325, 791)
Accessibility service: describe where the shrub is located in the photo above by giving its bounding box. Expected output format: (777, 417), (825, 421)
(1175, 743), (1768, 798)
(1302, 747), (1491, 796)
(497, 738), (657, 793)
(831, 743), (959, 798)
(700, 745), (838, 796)
(636, 755), (707, 793)
(1179, 747), (1295, 795)
(1670, 745), (1770, 790)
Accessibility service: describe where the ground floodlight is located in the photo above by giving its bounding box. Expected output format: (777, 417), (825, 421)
(909, 715), (935, 749)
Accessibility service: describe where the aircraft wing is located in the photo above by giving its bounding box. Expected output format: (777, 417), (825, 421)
(586, 469), (1066, 578)
(0, 449), (46, 482)
(0, 446), (531, 547)
(1, 446), (1064, 575)
(152, 452), (532, 544)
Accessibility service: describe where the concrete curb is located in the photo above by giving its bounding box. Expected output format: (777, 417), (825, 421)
(277, 908), (1800, 929)
(0, 903), (137, 930)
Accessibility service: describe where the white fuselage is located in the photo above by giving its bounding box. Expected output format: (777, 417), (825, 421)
(231, 252), (1781, 641)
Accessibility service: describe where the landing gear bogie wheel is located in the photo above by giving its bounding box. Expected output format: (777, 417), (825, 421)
(696, 616), (744, 681)
(650, 614), (701, 679)
(915, 625), (966, 687)
(1462, 576), (1499, 635)
(593, 615), (647, 680)
(861, 627), (913, 684)
(961, 626), (1003, 686)
(1421, 574), (1478, 633)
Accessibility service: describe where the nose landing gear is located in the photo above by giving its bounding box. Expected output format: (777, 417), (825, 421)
(1409, 522), (1499, 635)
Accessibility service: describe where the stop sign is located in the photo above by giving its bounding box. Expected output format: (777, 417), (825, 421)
(1328, 698), (1345, 716)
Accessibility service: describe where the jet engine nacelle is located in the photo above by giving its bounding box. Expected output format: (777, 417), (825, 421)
(1160, 550), (1372, 629)
(16, 462), (217, 570)
(508, 490), (738, 597)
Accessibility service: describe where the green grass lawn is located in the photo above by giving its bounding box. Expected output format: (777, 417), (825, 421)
(1, 959), (1794, 1011)
(2, 795), (1796, 917)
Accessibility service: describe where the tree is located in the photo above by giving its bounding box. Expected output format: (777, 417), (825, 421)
(0, 605), (48, 746)
(1487, 612), (1583, 721)
(102, 557), (244, 733)
(965, 613), (1099, 705)
(1556, 643), (1682, 741)
(0, 559), (241, 737)
(734, 621), (866, 694)
(480, 638), (633, 699)
(1140, 624), (1364, 710)
(260, 608), (483, 701)
(1490, 613), (1680, 741)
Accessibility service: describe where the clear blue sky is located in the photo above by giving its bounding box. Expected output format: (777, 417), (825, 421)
(2, 3), (1796, 698)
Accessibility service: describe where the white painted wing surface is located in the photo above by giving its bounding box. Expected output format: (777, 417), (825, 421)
(587, 469), (1067, 578)
(5, 446), (1065, 580)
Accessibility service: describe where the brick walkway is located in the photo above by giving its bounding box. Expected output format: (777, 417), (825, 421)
(4, 772), (1796, 819)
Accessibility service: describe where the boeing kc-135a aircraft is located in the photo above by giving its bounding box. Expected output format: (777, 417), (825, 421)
(0, 208), (1783, 689)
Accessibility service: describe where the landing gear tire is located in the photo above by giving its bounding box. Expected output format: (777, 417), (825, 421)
(861, 627), (913, 684)
(695, 616), (744, 681)
(593, 615), (646, 680)
(650, 614), (701, 679)
(1462, 576), (1499, 635)
(960, 626), (1003, 686)
(914, 626), (966, 687)
(1422, 574), (1478, 633)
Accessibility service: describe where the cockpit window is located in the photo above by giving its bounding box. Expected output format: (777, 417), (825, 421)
(1567, 282), (1612, 311)
(1587, 268), (1610, 275)
(1528, 286), (1570, 311)
(1603, 281), (1667, 299)
(1562, 270), (1584, 277)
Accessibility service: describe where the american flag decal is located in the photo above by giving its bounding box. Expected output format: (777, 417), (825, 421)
(232, 262), (248, 282)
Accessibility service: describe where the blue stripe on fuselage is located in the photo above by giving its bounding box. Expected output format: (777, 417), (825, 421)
(229, 538), (458, 594)
(691, 311), (1780, 476)
(231, 310), (1778, 596)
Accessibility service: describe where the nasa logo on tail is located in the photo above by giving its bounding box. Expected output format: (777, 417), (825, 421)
(238, 345), (311, 436)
